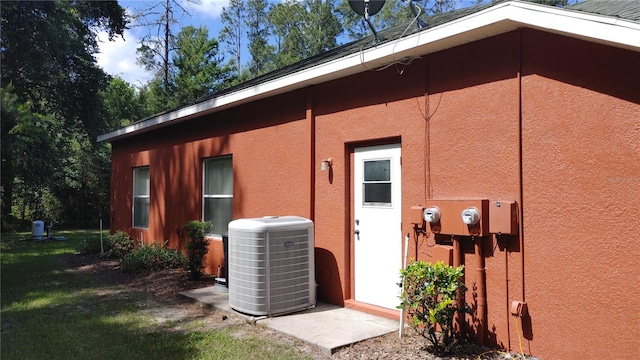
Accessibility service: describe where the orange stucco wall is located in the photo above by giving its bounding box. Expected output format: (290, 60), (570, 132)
(109, 29), (640, 359)
(519, 29), (640, 358)
(110, 91), (311, 272)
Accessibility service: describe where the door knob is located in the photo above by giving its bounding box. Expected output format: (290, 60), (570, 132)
(354, 229), (360, 235)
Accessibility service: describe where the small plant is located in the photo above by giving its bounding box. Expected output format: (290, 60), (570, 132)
(399, 260), (469, 354)
(182, 220), (211, 280)
(120, 242), (187, 273)
(104, 231), (134, 259)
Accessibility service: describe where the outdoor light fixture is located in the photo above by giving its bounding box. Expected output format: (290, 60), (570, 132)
(320, 158), (333, 171)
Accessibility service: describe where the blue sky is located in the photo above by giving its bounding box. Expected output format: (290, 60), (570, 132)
(95, 0), (487, 86)
(96, 0), (235, 85)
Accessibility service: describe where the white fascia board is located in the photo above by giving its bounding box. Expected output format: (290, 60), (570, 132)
(502, 1), (640, 50)
(98, 1), (639, 143)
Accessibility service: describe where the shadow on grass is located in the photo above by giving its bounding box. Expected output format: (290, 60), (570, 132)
(1, 231), (309, 360)
(1, 233), (200, 359)
(1, 290), (204, 359)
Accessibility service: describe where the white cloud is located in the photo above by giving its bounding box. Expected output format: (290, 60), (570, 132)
(183, 0), (229, 19)
(95, 29), (151, 86)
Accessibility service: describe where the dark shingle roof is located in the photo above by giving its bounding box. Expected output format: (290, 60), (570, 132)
(112, 0), (639, 137)
(567, 0), (640, 22)
(178, 2), (495, 109)
(193, 0), (640, 109)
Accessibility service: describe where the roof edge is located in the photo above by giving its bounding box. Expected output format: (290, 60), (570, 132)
(98, 0), (640, 143)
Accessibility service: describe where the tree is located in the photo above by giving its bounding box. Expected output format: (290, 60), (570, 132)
(337, 0), (464, 41)
(1, 0), (126, 140)
(303, 0), (342, 56)
(0, 86), (54, 224)
(267, 0), (342, 68)
(173, 26), (230, 104)
(101, 77), (152, 129)
(136, 0), (177, 86)
(134, 0), (199, 109)
(220, 0), (246, 76)
(267, 1), (302, 67)
(245, 0), (276, 77)
(421, 0), (457, 15)
(1, 1), (126, 228)
(1, 84), (65, 224)
(335, 0), (371, 40)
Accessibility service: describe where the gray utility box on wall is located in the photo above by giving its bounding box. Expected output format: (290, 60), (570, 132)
(228, 216), (316, 316)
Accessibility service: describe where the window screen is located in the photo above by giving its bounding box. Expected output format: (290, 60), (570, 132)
(203, 156), (233, 236)
(133, 166), (149, 228)
(363, 159), (392, 206)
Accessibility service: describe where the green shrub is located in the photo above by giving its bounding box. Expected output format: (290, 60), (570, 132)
(104, 231), (134, 259)
(76, 231), (133, 258)
(121, 242), (187, 273)
(76, 238), (108, 255)
(399, 260), (469, 354)
(182, 220), (211, 280)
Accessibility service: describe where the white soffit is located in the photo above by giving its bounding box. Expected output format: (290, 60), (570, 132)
(98, 1), (639, 143)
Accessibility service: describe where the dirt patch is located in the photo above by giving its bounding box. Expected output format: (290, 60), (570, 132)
(59, 254), (532, 360)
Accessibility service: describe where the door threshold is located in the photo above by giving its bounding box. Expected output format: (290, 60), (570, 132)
(344, 299), (400, 320)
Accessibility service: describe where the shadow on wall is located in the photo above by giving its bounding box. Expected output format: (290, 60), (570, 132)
(520, 29), (639, 104)
(315, 247), (344, 306)
(163, 133), (233, 249)
(427, 29), (639, 104)
(487, 324), (506, 351)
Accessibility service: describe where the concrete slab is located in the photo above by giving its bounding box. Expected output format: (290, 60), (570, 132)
(260, 302), (399, 354)
(178, 286), (399, 354)
(178, 286), (232, 312)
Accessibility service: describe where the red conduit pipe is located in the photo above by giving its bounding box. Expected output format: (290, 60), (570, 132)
(452, 236), (463, 333)
(475, 236), (486, 346)
(518, 30), (526, 304)
(306, 86), (316, 222)
(505, 239), (511, 350)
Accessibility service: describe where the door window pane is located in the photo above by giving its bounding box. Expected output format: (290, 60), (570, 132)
(364, 160), (390, 181)
(364, 183), (392, 204)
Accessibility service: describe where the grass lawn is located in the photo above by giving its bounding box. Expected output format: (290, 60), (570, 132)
(1, 230), (311, 360)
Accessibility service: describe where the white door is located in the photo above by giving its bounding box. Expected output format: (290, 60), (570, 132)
(354, 144), (402, 310)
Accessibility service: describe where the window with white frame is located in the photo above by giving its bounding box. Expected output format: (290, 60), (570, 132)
(133, 166), (150, 228)
(203, 156), (233, 236)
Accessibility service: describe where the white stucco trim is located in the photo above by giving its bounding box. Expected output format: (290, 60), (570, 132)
(98, 0), (639, 143)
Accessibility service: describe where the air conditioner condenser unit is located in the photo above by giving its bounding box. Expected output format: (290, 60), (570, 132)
(228, 216), (316, 316)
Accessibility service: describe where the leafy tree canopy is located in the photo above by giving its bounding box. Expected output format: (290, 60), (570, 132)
(1, 1), (126, 228)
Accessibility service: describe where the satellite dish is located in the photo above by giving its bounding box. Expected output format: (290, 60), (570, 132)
(348, 0), (386, 42)
(348, 0), (386, 19)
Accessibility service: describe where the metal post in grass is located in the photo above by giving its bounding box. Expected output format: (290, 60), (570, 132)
(100, 214), (104, 255)
(399, 233), (410, 338)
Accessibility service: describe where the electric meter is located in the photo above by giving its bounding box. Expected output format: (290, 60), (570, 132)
(461, 207), (480, 225)
(423, 206), (441, 223)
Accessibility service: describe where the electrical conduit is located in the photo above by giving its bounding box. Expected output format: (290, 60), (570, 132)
(474, 236), (486, 346)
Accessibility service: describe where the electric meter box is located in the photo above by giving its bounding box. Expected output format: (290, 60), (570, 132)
(423, 199), (489, 236)
(488, 201), (518, 235)
(410, 206), (425, 226)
